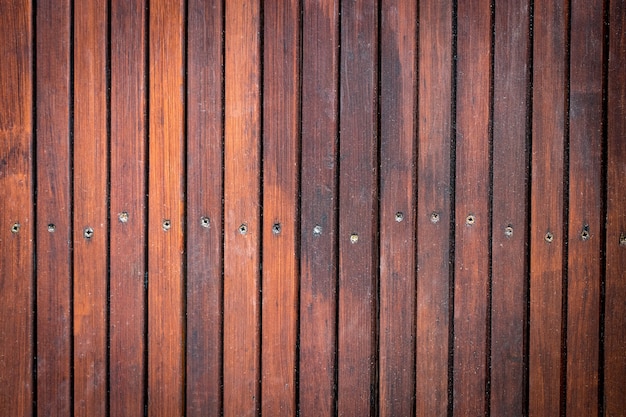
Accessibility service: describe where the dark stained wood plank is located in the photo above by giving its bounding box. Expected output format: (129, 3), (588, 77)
(529, 0), (568, 415)
(415, 1), (453, 415)
(490, 1), (530, 415)
(223, 0), (261, 415)
(0, 1), (33, 414)
(453, 0), (492, 415)
(604, 0), (626, 415)
(109, 0), (147, 415)
(337, 0), (378, 414)
(148, 0), (185, 415)
(298, 0), (339, 415)
(378, 0), (417, 415)
(261, 0), (299, 415)
(35, 0), (73, 414)
(186, 0), (223, 415)
(566, 1), (604, 415)
(73, 0), (108, 414)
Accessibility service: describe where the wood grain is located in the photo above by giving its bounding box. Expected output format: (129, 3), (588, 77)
(36, 0), (73, 415)
(223, 0), (261, 415)
(416, 1), (453, 415)
(186, 0), (223, 415)
(378, 0), (417, 415)
(529, 0), (568, 415)
(604, 1), (626, 415)
(298, 0), (339, 415)
(490, 1), (530, 415)
(261, 0), (300, 415)
(0, 1), (33, 414)
(148, 1), (186, 415)
(109, 0), (147, 414)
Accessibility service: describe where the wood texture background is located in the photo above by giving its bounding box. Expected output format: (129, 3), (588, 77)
(1, 1), (624, 416)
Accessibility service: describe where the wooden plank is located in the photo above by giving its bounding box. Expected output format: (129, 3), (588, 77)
(223, 0), (261, 414)
(35, 0), (73, 414)
(261, 0), (299, 415)
(490, 1), (530, 415)
(337, 0), (378, 414)
(605, 0), (626, 415)
(566, 1), (604, 415)
(186, 0), (223, 415)
(148, 0), (185, 415)
(73, 0), (108, 414)
(0, 1), (33, 414)
(453, 0), (492, 415)
(109, 0), (147, 415)
(415, 0), (453, 415)
(378, 0), (417, 415)
(529, 0), (568, 415)
(298, 0), (339, 415)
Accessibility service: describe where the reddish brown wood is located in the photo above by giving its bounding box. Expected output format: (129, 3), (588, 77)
(378, 0), (417, 415)
(261, 1), (300, 415)
(605, 0), (626, 415)
(490, 1), (530, 415)
(337, 0), (378, 414)
(415, 1), (453, 415)
(453, 0), (492, 415)
(109, 0), (147, 415)
(186, 0), (223, 415)
(529, 1), (568, 415)
(566, 1), (604, 415)
(148, 1), (185, 415)
(223, 0), (261, 415)
(35, 0), (73, 415)
(0, 1), (33, 414)
(73, 1), (108, 415)
(298, 0), (339, 415)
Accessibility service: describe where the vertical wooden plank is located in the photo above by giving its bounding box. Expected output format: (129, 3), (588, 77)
(490, 1), (530, 415)
(186, 0), (223, 415)
(36, 0), (73, 414)
(566, 0), (603, 415)
(261, 0), (299, 415)
(223, 0), (261, 414)
(73, 0), (108, 414)
(605, 0), (626, 415)
(298, 0), (339, 415)
(0, 1), (33, 414)
(453, 0), (491, 415)
(337, 0), (378, 414)
(378, 0), (416, 415)
(529, 0), (567, 415)
(148, 0), (185, 415)
(416, 1), (453, 415)
(109, 0), (147, 415)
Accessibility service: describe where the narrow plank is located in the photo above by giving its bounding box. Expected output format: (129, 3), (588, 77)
(109, 0), (147, 415)
(223, 0), (261, 414)
(35, 0), (73, 414)
(453, 0), (492, 415)
(298, 0), (339, 415)
(261, 0), (299, 415)
(337, 0), (379, 414)
(186, 0), (223, 415)
(415, 0), (453, 414)
(566, 0), (604, 415)
(73, 0), (108, 414)
(490, 1), (530, 415)
(0, 1), (33, 414)
(529, 0), (568, 415)
(378, 0), (417, 415)
(604, 0), (626, 415)
(148, 0), (186, 415)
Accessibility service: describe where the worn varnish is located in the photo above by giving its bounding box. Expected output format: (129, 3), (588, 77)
(0, 1), (624, 416)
